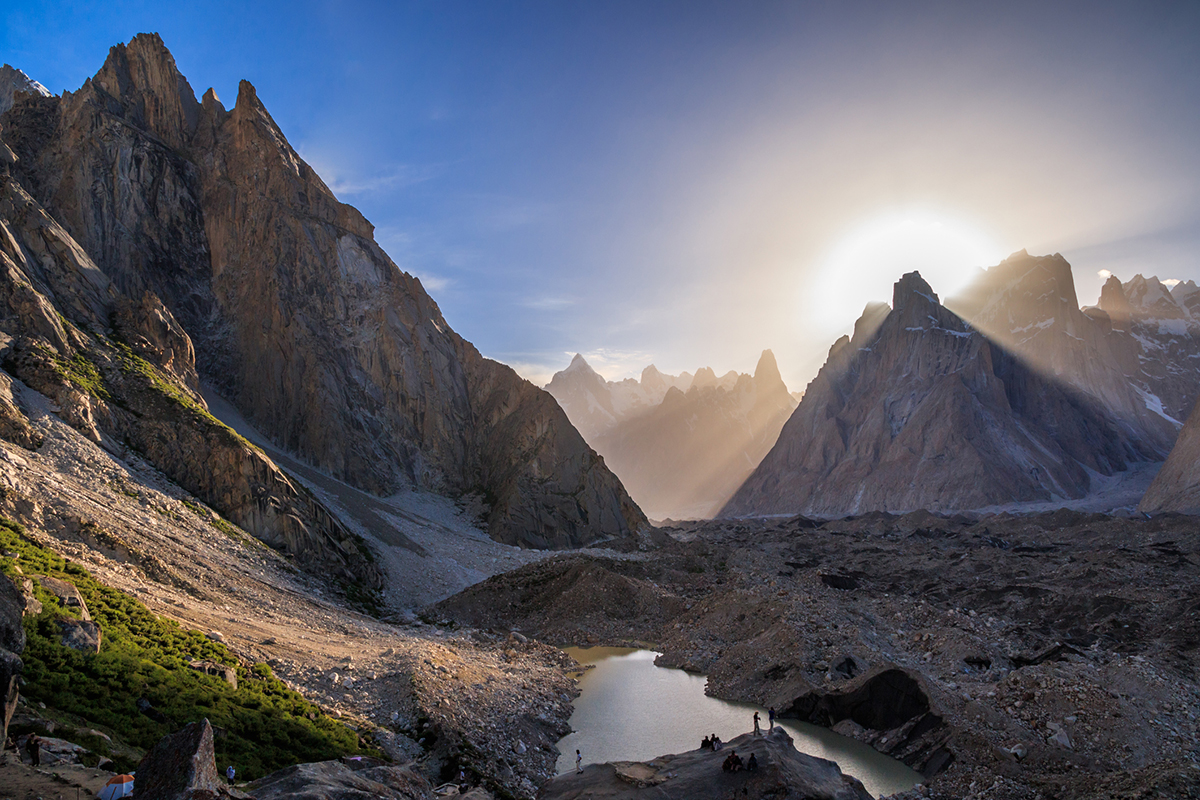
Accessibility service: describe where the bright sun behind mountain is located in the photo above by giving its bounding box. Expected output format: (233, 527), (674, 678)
(809, 210), (1006, 334)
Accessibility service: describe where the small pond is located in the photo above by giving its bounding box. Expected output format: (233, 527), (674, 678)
(555, 647), (921, 798)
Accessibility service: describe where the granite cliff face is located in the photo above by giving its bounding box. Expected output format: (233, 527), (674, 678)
(0, 132), (381, 589)
(1, 34), (644, 549)
(947, 250), (1179, 456)
(590, 350), (798, 519)
(723, 273), (1146, 517)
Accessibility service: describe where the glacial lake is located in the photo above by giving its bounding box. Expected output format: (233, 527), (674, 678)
(555, 647), (921, 799)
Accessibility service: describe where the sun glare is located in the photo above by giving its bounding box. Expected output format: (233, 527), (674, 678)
(808, 210), (1006, 335)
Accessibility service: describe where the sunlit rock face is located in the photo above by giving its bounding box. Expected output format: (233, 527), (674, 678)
(1, 33), (644, 549)
(723, 272), (1149, 517)
(947, 250), (1179, 455)
(590, 350), (798, 520)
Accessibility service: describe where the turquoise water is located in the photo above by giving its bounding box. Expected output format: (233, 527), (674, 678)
(555, 647), (922, 798)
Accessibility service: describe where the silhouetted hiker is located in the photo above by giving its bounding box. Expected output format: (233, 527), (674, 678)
(576, 749), (583, 773)
(732, 751), (744, 771)
(702, 735), (712, 750)
(768, 706), (776, 730)
(722, 753), (734, 772)
(712, 734), (723, 750)
(458, 769), (469, 791)
(753, 711), (761, 735)
(26, 734), (40, 766)
(747, 752), (758, 772)
(226, 765), (235, 784)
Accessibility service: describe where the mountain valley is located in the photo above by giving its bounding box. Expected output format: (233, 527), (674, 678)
(0, 30), (1198, 800)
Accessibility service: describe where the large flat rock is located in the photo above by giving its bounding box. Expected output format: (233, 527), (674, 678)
(540, 728), (872, 800)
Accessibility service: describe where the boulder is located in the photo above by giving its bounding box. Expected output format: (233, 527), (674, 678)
(540, 728), (872, 800)
(38, 575), (91, 619)
(131, 718), (222, 800)
(59, 618), (102, 653)
(249, 757), (432, 800)
(189, 660), (238, 690)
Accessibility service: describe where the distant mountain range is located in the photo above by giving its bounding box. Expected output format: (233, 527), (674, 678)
(545, 351), (799, 519)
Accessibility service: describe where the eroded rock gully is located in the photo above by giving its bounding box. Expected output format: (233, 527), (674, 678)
(433, 511), (1200, 799)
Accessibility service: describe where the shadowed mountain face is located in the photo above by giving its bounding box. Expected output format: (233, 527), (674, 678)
(0, 34), (644, 549)
(723, 272), (1150, 518)
(947, 250), (1179, 456)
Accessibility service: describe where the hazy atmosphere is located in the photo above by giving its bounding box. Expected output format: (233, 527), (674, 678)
(7, 1), (1200, 389)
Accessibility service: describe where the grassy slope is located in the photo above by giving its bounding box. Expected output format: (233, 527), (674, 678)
(0, 519), (369, 779)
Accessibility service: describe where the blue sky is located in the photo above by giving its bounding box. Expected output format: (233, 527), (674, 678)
(4, 1), (1200, 389)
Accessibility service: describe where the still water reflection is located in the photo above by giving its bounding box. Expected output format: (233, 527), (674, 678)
(555, 648), (921, 799)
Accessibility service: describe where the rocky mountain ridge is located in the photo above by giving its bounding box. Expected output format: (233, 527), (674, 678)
(724, 271), (1151, 517)
(544, 355), (697, 441)
(0, 33), (644, 550)
(590, 350), (798, 519)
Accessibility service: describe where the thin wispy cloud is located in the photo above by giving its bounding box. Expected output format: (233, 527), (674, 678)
(323, 164), (439, 197)
(520, 295), (576, 310)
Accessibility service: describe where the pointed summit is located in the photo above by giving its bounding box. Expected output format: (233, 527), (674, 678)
(753, 349), (786, 394)
(892, 271), (939, 310)
(0, 64), (51, 115)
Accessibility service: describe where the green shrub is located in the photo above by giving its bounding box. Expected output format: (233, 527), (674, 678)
(0, 519), (368, 779)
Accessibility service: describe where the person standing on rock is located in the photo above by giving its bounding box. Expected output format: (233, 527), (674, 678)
(768, 706), (775, 731)
(753, 711), (761, 735)
(26, 734), (40, 766)
(576, 749), (583, 773)
(226, 765), (235, 784)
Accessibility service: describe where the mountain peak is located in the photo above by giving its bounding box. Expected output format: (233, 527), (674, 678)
(566, 353), (593, 372)
(893, 271), (939, 311)
(92, 33), (200, 149)
(753, 349), (785, 392)
(0, 64), (52, 115)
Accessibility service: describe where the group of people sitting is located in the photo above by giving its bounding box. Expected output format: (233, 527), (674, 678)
(701, 734), (724, 751)
(720, 750), (758, 773)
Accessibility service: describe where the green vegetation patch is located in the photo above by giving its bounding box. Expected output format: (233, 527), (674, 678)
(51, 350), (110, 400)
(0, 519), (368, 779)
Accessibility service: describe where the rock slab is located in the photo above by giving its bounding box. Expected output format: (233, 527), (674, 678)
(539, 728), (872, 800)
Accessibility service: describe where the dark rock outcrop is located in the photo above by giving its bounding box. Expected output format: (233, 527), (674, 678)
(724, 272), (1145, 517)
(784, 667), (953, 778)
(540, 728), (873, 800)
(0, 573), (24, 744)
(249, 757), (432, 800)
(2, 34), (643, 549)
(132, 719), (224, 800)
